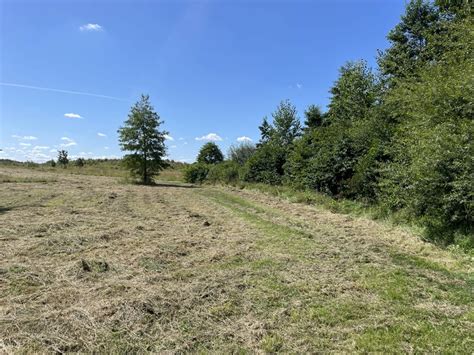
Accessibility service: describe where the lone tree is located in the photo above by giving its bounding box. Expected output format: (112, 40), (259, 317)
(118, 94), (168, 184)
(57, 150), (69, 167)
(197, 142), (224, 164)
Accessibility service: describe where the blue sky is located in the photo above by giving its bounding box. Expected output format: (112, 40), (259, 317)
(1, 0), (405, 163)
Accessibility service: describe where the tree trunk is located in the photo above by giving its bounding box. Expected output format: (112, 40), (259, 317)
(143, 152), (147, 184)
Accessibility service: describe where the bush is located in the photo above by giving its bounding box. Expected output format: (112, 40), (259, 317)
(242, 143), (287, 185)
(183, 163), (209, 184)
(75, 158), (85, 167)
(380, 42), (474, 245)
(207, 161), (241, 184)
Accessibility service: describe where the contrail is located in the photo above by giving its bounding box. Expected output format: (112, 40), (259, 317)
(0, 82), (129, 102)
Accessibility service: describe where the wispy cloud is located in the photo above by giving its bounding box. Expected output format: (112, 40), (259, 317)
(60, 137), (77, 147)
(12, 135), (38, 140)
(195, 133), (223, 142)
(97, 132), (107, 137)
(64, 113), (83, 119)
(80, 23), (103, 32)
(0, 82), (127, 101)
(32, 146), (49, 150)
(296, 83), (303, 89)
(164, 134), (174, 141)
(237, 136), (252, 142)
(19, 142), (31, 147)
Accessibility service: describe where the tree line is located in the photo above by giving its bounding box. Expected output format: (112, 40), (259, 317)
(182, 0), (473, 247)
(114, 1), (471, 247)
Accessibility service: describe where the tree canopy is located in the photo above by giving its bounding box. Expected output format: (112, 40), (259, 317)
(118, 94), (168, 184)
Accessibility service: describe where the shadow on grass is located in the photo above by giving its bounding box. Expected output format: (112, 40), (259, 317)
(153, 181), (197, 189)
(129, 180), (197, 189)
(0, 206), (13, 214)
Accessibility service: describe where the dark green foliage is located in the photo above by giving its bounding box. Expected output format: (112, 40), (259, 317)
(207, 161), (241, 184)
(118, 94), (168, 184)
(379, 23), (474, 245)
(303, 105), (324, 130)
(270, 100), (302, 147)
(377, 0), (439, 81)
(47, 159), (56, 167)
(57, 150), (69, 167)
(183, 163), (209, 184)
(243, 100), (301, 185)
(228, 142), (256, 165)
(286, 60), (380, 199)
(242, 142), (287, 185)
(227, 1), (473, 247)
(197, 142), (224, 165)
(75, 158), (85, 167)
(327, 60), (377, 123)
(258, 117), (273, 146)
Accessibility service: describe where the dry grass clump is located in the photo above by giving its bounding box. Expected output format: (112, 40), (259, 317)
(0, 167), (472, 353)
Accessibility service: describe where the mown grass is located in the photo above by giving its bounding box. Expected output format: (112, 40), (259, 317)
(1, 169), (472, 352)
(199, 187), (474, 353)
(0, 173), (56, 183)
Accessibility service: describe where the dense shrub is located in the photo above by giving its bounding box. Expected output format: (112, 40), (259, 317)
(75, 158), (85, 167)
(242, 143), (287, 185)
(183, 163), (209, 184)
(207, 161), (241, 184)
(379, 37), (474, 245)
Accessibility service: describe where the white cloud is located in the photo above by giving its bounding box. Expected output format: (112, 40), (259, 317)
(195, 133), (223, 142)
(170, 145), (177, 149)
(64, 113), (83, 119)
(12, 135), (37, 140)
(32, 146), (49, 150)
(237, 136), (252, 142)
(164, 134), (174, 141)
(49, 149), (57, 153)
(296, 83), (303, 89)
(60, 137), (77, 147)
(104, 146), (109, 150)
(19, 143), (31, 147)
(80, 23), (103, 32)
(97, 132), (107, 137)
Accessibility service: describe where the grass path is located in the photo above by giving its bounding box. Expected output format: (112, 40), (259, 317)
(0, 168), (472, 352)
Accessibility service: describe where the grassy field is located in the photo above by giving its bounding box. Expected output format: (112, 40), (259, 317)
(0, 167), (472, 352)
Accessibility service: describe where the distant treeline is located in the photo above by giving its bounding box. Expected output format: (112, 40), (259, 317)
(185, 1), (473, 248)
(0, 158), (187, 170)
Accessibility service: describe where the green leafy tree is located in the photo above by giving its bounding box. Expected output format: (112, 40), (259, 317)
(327, 60), (377, 123)
(303, 105), (324, 130)
(377, 0), (439, 82)
(257, 117), (273, 146)
(242, 142), (287, 185)
(271, 100), (302, 147)
(197, 142), (224, 164)
(118, 94), (168, 184)
(380, 19), (474, 245)
(57, 150), (69, 167)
